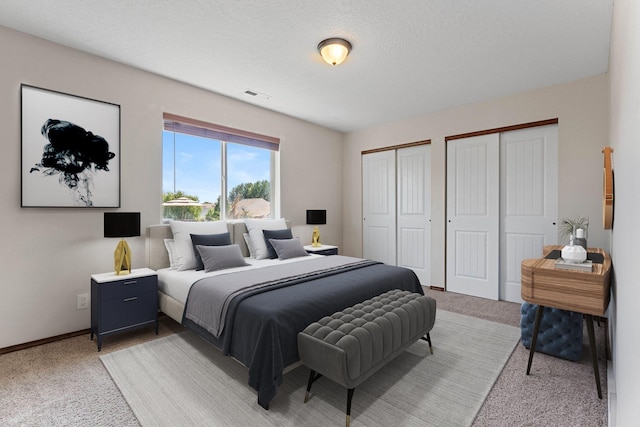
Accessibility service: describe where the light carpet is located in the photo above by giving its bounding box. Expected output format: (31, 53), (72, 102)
(100, 310), (520, 427)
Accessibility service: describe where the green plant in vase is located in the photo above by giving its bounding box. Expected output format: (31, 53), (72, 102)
(559, 217), (589, 246)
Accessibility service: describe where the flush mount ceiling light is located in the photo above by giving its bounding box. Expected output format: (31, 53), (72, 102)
(317, 38), (352, 66)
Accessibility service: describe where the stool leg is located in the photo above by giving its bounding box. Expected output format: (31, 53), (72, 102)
(526, 305), (544, 375)
(346, 388), (355, 427)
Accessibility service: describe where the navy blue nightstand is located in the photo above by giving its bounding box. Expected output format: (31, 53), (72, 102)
(90, 268), (158, 351)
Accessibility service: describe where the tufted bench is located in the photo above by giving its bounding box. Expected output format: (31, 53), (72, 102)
(297, 289), (437, 427)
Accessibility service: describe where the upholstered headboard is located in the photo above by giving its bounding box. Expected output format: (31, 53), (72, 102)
(146, 220), (291, 270)
(146, 224), (173, 271)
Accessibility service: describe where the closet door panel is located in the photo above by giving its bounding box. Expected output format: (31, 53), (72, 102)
(362, 150), (396, 265)
(446, 134), (499, 300)
(397, 145), (431, 285)
(500, 125), (558, 302)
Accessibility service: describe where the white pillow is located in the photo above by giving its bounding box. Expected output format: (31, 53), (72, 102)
(169, 220), (228, 270)
(163, 238), (179, 270)
(244, 218), (287, 260)
(243, 233), (256, 258)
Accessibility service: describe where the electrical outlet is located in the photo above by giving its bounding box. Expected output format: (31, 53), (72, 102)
(77, 293), (89, 310)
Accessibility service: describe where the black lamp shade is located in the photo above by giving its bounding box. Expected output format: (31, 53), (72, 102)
(104, 212), (141, 238)
(306, 210), (327, 225)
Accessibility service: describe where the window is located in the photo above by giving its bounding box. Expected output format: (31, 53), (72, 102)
(162, 113), (279, 221)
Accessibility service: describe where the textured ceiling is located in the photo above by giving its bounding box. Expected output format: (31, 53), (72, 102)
(0, 0), (613, 132)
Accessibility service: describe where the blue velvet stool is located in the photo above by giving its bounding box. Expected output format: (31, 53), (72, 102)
(520, 302), (583, 362)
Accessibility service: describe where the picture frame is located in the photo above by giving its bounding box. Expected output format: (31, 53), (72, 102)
(21, 84), (121, 208)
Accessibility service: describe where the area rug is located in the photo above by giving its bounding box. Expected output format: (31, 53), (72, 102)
(100, 309), (520, 427)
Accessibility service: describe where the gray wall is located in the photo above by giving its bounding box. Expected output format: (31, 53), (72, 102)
(0, 26), (344, 348)
(609, 0), (640, 424)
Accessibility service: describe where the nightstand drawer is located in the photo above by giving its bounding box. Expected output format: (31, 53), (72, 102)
(310, 247), (338, 256)
(100, 291), (158, 332)
(100, 275), (157, 300)
(304, 245), (339, 256)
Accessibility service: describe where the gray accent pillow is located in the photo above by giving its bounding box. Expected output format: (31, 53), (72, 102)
(190, 232), (232, 271)
(268, 237), (310, 260)
(195, 244), (249, 272)
(263, 228), (293, 259)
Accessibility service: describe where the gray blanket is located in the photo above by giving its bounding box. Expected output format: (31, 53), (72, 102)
(184, 256), (371, 338)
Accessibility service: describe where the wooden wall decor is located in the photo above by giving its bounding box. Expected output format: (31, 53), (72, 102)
(602, 147), (614, 229)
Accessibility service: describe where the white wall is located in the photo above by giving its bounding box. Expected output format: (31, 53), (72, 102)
(0, 26), (344, 348)
(609, 0), (640, 424)
(342, 74), (609, 287)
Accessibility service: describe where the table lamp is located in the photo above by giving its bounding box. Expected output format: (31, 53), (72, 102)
(306, 209), (326, 247)
(104, 212), (140, 275)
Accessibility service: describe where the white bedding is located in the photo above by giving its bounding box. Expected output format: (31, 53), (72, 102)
(157, 254), (323, 304)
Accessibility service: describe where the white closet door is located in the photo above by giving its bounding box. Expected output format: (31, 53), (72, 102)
(397, 145), (431, 285)
(500, 125), (558, 302)
(446, 134), (500, 300)
(362, 150), (396, 265)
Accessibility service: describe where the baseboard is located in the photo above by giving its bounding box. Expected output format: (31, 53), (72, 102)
(608, 360), (616, 427)
(0, 313), (170, 355)
(0, 328), (91, 355)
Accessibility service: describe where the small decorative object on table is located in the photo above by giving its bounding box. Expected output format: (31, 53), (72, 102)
(558, 241), (591, 271)
(574, 228), (587, 250)
(561, 244), (587, 263)
(559, 216), (589, 247)
(311, 226), (321, 247)
(555, 258), (593, 272)
(557, 218), (590, 271)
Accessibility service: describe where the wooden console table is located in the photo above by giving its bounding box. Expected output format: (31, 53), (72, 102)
(521, 245), (611, 398)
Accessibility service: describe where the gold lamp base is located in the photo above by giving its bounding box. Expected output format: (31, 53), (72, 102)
(311, 226), (321, 247)
(114, 238), (132, 275)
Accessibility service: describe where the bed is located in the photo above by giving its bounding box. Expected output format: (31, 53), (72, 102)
(146, 220), (424, 409)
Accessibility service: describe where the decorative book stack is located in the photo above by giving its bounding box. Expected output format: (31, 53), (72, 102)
(555, 259), (593, 272)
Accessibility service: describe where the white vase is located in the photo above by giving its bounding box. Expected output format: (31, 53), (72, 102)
(561, 244), (587, 263)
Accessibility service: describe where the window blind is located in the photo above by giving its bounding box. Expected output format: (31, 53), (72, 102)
(163, 113), (280, 151)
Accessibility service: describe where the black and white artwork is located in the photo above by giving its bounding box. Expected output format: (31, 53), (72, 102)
(21, 85), (120, 207)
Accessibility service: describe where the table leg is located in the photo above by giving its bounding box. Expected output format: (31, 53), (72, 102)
(586, 314), (603, 399)
(526, 305), (544, 375)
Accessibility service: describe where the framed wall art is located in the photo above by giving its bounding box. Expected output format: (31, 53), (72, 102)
(21, 84), (120, 208)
